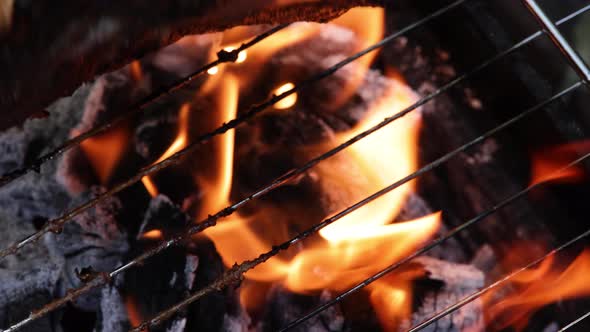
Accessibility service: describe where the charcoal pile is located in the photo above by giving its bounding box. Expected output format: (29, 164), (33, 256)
(0, 18), (494, 332)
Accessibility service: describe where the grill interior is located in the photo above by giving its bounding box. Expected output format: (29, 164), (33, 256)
(2, 0), (590, 331)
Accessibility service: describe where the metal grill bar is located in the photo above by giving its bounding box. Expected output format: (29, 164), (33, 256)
(409, 226), (590, 332)
(558, 310), (590, 331)
(4, 3), (590, 331)
(131, 83), (585, 332)
(0, 23), (289, 189)
(523, 0), (590, 84)
(0, 0), (467, 260)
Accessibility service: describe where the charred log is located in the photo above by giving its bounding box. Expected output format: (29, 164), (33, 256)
(0, 0), (385, 131)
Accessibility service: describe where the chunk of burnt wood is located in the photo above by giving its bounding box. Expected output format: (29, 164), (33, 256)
(261, 286), (345, 332)
(137, 195), (189, 240)
(184, 237), (249, 332)
(395, 194), (468, 263)
(45, 187), (129, 312)
(403, 256), (484, 332)
(95, 286), (131, 332)
(57, 70), (144, 194)
(0, 0), (383, 131)
(0, 212), (64, 332)
(0, 87), (88, 221)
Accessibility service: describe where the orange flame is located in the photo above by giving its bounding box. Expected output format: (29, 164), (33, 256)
(486, 249), (590, 331)
(272, 82), (297, 109)
(202, 72), (441, 330)
(328, 7), (385, 109)
(140, 229), (163, 240)
(194, 74), (239, 220)
(130, 60), (143, 82)
(530, 141), (590, 185)
(141, 103), (191, 197)
(78, 125), (129, 185)
(125, 296), (145, 332)
(369, 281), (413, 332)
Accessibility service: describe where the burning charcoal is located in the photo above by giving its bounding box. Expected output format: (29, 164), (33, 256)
(125, 197), (239, 332)
(395, 194), (467, 263)
(45, 187), (129, 312)
(96, 286), (132, 332)
(0, 211), (64, 332)
(57, 70), (145, 194)
(261, 286), (345, 332)
(403, 256), (485, 332)
(184, 238), (248, 332)
(237, 24), (391, 149)
(134, 93), (212, 161)
(137, 195), (189, 240)
(0, 87), (90, 222)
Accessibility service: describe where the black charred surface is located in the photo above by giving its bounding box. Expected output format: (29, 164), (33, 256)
(262, 286), (345, 332)
(405, 256), (484, 332)
(0, 0), (383, 131)
(137, 195), (189, 240)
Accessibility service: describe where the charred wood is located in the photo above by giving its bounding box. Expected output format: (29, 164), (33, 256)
(263, 287), (345, 332)
(45, 187), (129, 311)
(403, 256), (484, 332)
(0, 0), (384, 131)
(0, 212), (64, 332)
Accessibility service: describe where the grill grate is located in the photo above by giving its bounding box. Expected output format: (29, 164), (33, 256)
(2, 0), (590, 331)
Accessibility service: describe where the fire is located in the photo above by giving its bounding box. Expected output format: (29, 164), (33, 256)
(140, 229), (163, 240)
(184, 8), (441, 331)
(206, 66), (219, 75)
(329, 7), (385, 109)
(141, 103), (191, 197)
(223, 46), (248, 63)
(486, 249), (590, 331)
(272, 82), (297, 109)
(369, 281), (412, 332)
(202, 70), (440, 329)
(0, 0), (13, 32)
(78, 125), (130, 185)
(139, 8), (438, 330)
(130, 60), (143, 82)
(125, 296), (145, 332)
(530, 141), (590, 185)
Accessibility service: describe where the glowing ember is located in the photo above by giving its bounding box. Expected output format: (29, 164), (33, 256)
(141, 103), (191, 197)
(78, 125), (129, 185)
(140, 229), (163, 240)
(130, 60), (143, 82)
(486, 249), (590, 331)
(223, 46), (248, 63)
(530, 141), (590, 185)
(272, 83), (297, 109)
(207, 66), (219, 75)
(125, 296), (145, 331)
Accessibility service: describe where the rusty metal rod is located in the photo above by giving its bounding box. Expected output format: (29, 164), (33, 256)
(0, 23), (290, 188)
(409, 226), (590, 331)
(0, 0), (466, 260)
(131, 82), (583, 332)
